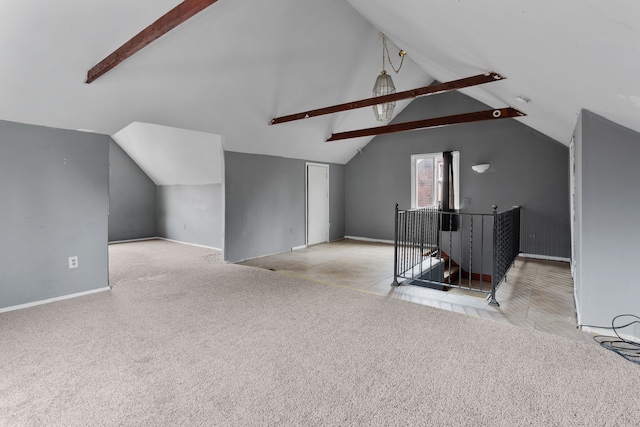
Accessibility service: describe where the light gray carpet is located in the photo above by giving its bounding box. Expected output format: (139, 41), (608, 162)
(1, 239), (638, 426)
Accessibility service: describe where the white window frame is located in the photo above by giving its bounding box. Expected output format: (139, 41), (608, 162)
(410, 151), (460, 210)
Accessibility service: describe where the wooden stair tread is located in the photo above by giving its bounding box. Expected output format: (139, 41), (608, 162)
(421, 248), (461, 284)
(422, 246), (439, 257)
(443, 266), (459, 284)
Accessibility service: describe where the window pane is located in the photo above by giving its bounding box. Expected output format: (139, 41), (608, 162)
(411, 153), (455, 210)
(416, 158), (435, 207)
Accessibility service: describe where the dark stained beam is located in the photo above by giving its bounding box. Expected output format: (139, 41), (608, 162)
(326, 107), (525, 142)
(86, 0), (220, 83)
(270, 72), (505, 125)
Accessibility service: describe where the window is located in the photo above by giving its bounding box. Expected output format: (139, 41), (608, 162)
(411, 151), (460, 209)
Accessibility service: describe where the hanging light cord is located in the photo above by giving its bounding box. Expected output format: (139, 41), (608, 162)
(579, 314), (640, 365)
(381, 34), (405, 74)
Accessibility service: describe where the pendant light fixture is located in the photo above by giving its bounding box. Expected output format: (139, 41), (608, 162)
(372, 34), (406, 121)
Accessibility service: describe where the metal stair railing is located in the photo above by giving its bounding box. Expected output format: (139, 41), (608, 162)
(392, 204), (521, 306)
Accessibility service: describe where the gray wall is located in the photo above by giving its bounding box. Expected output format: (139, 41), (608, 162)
(109, 141), (224, 248)
(157, 184), (223, 249)
(345, 91), (570, 259)
(574, 110), (640, 337)
(224, 152), (345, 262)
(329, 163), (346, 240)
(108, 139), (157, 241)
(0, 120), (109, 309)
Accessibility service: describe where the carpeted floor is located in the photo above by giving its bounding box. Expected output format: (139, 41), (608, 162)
(1, 239), (639, 426)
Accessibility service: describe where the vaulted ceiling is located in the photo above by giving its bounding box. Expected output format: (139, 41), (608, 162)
(1, 1), (638, 164)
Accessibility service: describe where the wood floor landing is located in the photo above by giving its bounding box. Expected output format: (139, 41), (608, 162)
(238, 239), (596, 343)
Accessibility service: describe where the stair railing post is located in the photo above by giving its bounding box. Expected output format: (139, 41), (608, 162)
(489, 205), (500, 306)
(391, 203), (399, 287)
(448, 212), (453, 285)
(469, 215), (473, 289)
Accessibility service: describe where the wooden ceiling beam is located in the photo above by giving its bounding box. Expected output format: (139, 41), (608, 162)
(86, 0), (219, 83)
(326, 107), (525, 142)
(270, 72), (505, 125)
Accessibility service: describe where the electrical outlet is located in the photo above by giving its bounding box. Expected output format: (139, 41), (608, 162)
(529, 232), (536, 239)
(68, 256), (78, 269)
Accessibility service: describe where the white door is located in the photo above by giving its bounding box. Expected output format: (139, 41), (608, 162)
(306, 163), (329, 245)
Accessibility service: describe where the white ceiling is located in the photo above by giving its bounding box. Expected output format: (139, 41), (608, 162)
(347, 0), (640, 148)
(1, 0), (639, 165)
(112, 122), (223, 185)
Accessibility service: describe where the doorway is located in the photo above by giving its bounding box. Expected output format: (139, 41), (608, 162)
(306, 163), (329, 245)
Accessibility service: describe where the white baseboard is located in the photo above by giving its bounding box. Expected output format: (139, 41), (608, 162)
(230, 248), (292, 264)
(157, 237), (222, 251)
(574, 289), (582, 326)
(291, 245), (307, 251)
(581, 325), (640, 344)
(0, 287), (111, 314)
(108, 237), (158, 244)
(519, 253), (570, 263)
(110, 236), (223, 252)
(344, 236), (394, 245)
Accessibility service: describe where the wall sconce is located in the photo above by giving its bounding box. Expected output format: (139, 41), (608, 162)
(472, 163), (491, 173)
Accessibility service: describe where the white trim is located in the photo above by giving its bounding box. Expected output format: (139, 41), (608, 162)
(345, 235), (394, 245)
(108, 237), (158, 245)
(220, 141), (226, 259)
(569, 136), (576, 278)
(157, 237), (222, 251)
(410, 153), (440, 209)
(0, 287), (110, 314)
(110, 236), (223, 251)
(410, 151), (460, 210)
(291, 245), (307, 251)
(518, 253), (570, 263)
(230, 248), (297, 264)
(452, 151), (460, 209)
(574, 289), (582, 326)
(305, 162), (330, 245)
(581, 326), (640, 344)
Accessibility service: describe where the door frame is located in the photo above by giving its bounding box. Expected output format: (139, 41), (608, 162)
(305, 162), (330, 246)
(569, 136), (576, 278)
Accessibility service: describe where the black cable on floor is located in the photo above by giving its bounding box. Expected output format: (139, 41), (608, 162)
(579, 314), (640, 365)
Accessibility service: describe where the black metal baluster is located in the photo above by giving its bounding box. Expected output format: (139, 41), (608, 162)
(480, 215), (485, 292)
(458, 213), (462, 287)
(448, 213), (453, 287)
(392, 204), (399, 286)
(403, 210), (408, 277)
(490, 205), (499, 306)
(469, 215), (473, 289)
(417, 210), (422, 275)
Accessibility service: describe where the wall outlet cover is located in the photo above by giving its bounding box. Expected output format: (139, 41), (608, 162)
(68, 256), (78, 269)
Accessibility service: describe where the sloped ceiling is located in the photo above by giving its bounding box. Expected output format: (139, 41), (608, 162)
(112, 122), (223, 185)
(347, 0), (640, 146)
(0, 0), (428, 165)
(1, 0), (639, 165)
